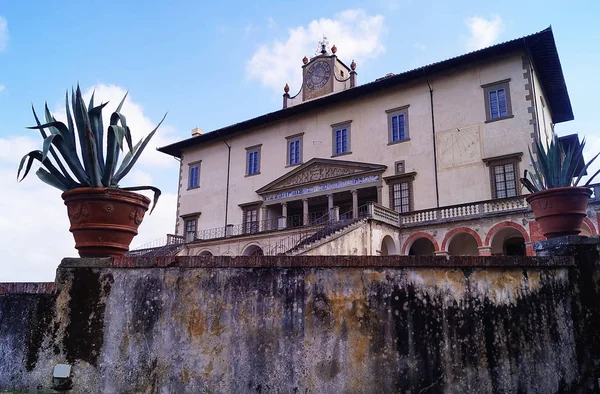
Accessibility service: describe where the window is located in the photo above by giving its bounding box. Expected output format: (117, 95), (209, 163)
(386, 106), (409, 144)
(331, 121), (352, 156)
(185, 218), (197, 235)
(188, 161), (201, 189)
(243, 207), (259, 234)
(482, 79), (513, 122)
(391, 182), (411, 213)
(286, 133), (303, 166)
(246, 145), (262, 176)
(483, 153), (522, 199)
(180, 212), (200, 242)
(384, 172), (416, 214)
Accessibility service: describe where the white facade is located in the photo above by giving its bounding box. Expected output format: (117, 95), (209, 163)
(157, 28), (593, 257)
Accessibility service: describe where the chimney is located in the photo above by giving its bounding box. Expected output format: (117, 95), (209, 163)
(191, 127), (202, 137)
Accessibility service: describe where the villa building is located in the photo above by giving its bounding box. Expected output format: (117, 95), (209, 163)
(155, 27), (598, 257)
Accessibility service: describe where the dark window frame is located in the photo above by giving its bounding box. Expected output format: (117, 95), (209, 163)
(331, 121), (352, 157)
(245, 144), (262, 176)
(483, 153), (522, 199)
(386, 105), (410, 144)
(383, 172), (417, 213)
(482, 79), (514, 123)
(286, 133), (304, 167)
(242, 205), (260, 234)
(188, 160), (201, 190)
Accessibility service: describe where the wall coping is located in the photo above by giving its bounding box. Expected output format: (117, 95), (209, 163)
(59, 255), (574, 269)
(0, 282), (55, 295)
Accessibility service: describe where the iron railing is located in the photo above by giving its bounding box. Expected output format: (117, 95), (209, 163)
(194, 211), (331, 242)
(270, 204), (372, 255)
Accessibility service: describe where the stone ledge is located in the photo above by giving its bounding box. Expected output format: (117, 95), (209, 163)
(59, 255), (574, 269)
(534, 235), (600, 257)
(0, 282), (55, 295)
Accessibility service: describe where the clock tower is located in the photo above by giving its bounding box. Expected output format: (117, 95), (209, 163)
(283, 40), (357, 109)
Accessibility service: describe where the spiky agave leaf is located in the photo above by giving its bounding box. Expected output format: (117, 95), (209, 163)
(30, 105), (73, 181)
(74, 86), (102, 187)
(120, 185), (162, 214)
(17, 150), (80, 190)
(112, 113), (167, 184)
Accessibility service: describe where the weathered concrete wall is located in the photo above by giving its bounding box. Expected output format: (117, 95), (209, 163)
(0, 253), (597, 393)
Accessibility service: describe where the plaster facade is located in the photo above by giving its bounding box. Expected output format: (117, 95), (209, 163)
(156, 29), (588, 258)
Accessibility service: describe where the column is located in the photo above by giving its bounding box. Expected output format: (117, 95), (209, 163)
(351, 189), (358, 219)
(279, 202), (288, 229)
(328, 194), (335, 222)
(259, 206), (267, 232)
(303, 198), (309, 226)
(376, 186), (383, 205)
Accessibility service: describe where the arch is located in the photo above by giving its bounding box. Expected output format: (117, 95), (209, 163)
(242, 243), (264, 256)
(409, 238), (436, 256)
(484, 221), (530, 246)
(441, 227), (483, 252)
(402, 232), (440, 255)
(447, 233), (480, 256)
(583, 217), (597, 235)
(380, 235), (398, 256)
(489, 228), (526, 256)
(197, 249), (213, 256)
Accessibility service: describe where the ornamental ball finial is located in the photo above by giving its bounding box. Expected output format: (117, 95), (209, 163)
(331, 45), (337, 54)
(302, 56), (309, 65)
(284, 83), (290, 94)
(350, 60), (356, 70)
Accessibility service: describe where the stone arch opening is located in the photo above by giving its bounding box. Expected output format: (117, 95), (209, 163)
(408, 238), (436, 256)
(448, 233), (479, 256)
(242, 244), (264, 256)
(490, 227), (525, 256)
(198, 250), (213, 256)
(580, 221), (593, 237)
(380, 235), (398, 256)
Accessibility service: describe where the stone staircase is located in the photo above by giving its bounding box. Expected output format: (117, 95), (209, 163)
(285, 217), (368, 256)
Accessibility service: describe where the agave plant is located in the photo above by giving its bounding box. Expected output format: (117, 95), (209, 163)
(520, 134), (600, 193)
(17, 85), (165, 213)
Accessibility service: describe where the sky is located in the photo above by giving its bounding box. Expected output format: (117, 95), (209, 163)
(0, 0), (599, 281)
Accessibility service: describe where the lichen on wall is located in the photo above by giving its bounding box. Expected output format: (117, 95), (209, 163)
(0, 255), (591, 393)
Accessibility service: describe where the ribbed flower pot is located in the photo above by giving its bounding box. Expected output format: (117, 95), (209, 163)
(62, 188), (150, 257)
(526, 186), (592, 239)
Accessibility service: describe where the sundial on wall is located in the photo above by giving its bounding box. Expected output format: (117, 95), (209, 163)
(436, 125), (482, 169)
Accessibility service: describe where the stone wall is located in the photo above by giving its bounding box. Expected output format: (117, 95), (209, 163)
(1, 247), (599, 393)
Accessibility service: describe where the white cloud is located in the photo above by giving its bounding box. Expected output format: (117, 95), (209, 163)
(267, 17), (276, 29)
(0, 85), (179, 282)
(0, 84), (5, 93)
(0, 16), (8, 51)
(465, 15), (503, 51)
(247, 9), (386, 92)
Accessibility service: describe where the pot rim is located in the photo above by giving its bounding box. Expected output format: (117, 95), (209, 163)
(61, 187), (151, 204)
(525, 186), (592, 202)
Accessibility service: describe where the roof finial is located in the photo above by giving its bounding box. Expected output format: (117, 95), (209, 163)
(350, 60), (356, 70)
(315, 35), (330, 56)
(284, 83), (289, 94)
(331, 44), (337, 54)
(302, 56), (308, 65)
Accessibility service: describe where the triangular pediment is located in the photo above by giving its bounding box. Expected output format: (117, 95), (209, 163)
(256, 158), (387, 195)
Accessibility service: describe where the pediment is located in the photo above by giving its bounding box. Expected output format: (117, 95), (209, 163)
(256, 158), (387, 195)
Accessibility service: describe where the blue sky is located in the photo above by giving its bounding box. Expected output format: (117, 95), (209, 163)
(0, 0), (599, 280)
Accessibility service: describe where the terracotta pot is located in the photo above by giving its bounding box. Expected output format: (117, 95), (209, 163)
(62, 188), (150, 257)
(526, 186), (592, 239)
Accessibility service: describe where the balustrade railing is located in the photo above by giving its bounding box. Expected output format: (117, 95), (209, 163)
(368, 203), (401, 227)
(400, 195), (529, 226)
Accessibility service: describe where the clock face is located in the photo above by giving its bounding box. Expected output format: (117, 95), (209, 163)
(306, 61), (331, 90)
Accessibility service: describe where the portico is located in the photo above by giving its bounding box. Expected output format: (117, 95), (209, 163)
(255, 158), (386, 229)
